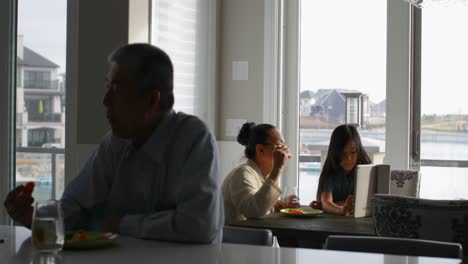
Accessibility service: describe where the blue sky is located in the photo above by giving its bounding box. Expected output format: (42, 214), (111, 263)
(18, 0), (67, 73)
(300, 0), (468, 115)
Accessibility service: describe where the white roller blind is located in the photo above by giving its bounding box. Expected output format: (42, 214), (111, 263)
(151, 0), (210, 122)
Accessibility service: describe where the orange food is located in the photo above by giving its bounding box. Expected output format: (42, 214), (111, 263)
(79, 232), (87, 240)
(24, 182), (35, 193)
(98, 235), (109, 241)
(289, 209), (304, 215)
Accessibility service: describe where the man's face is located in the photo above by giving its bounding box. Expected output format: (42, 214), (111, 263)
(103, 63), (148, 139)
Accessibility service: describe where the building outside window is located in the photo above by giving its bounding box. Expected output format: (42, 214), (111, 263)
(15, 0), (67, 202)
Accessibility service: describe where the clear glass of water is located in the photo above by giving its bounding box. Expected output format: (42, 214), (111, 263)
(283, 186), (301, 208)
(31, 200), (64, 253)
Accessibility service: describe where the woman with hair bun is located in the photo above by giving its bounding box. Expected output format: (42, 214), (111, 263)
(222, 122), (291, 224)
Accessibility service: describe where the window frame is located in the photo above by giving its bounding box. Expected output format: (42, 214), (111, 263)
(410, 5), (468, 169)
(0, 0), (17, 225)
(263, 0), (301, 188)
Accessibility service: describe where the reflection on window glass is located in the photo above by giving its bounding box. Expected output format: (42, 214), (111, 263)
(299, 0), (387, 203)
(16, 0), (67, 201)
(419, 5), (468, 199)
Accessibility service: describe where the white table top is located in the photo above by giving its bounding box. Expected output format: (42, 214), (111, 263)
(0, 225), (461, 264)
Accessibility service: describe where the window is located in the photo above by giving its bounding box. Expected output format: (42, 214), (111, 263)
(151, 0), (215, 127)
(16, 0), (67, 201)
(28, 128), (55, 147)
(279, 0), (466, 201)
(415, 4), (468, 199)
(24, 70), (52, 89)
(297, 0), (387, 203)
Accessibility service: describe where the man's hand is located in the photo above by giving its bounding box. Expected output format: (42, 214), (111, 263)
(100, 215), (122, 233)
(3, 185), (35, 228)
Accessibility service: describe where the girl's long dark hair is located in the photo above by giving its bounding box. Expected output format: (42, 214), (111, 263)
(316, 124), (371, 201)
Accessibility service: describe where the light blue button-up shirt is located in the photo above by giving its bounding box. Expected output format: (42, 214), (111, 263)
(60, 111), (224, 243)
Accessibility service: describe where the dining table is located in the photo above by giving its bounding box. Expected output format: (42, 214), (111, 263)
(230, 210), (375, 248)
(0, 225), (461, 264)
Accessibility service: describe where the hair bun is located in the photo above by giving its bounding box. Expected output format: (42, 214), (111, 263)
(237, 122), (255, 146)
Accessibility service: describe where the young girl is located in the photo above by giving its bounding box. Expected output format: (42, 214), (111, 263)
(315, 124), (371, 216)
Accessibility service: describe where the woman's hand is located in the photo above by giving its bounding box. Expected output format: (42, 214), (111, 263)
(274, 200), (286, 212)
(272, 144), (290, 173)
(269, 145), (290, 183)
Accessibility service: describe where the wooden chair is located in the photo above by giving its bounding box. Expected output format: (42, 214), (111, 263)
(390, 170), (420, 197)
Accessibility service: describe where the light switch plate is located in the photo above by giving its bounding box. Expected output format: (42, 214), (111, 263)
(226, 118), (247, 137)
(232, 61), (249, 81)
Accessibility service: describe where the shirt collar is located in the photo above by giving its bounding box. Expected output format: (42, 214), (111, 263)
(247, 159), (266, 183)
(332, 165), (357, 179)
(140, 110), (176, 163)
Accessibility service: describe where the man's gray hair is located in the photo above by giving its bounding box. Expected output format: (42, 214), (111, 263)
(108, 43), (174, 111)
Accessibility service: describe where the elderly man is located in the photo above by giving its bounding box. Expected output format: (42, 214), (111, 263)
(4, 43), (224, 243)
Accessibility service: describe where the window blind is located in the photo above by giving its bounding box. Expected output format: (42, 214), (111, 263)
(152, 0), (210, 122)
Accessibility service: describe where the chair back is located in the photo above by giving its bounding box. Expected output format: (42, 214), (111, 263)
(390, 170), (420, 197)
(325, 235), (463, 259)
(372, 194), (468, 254)
(223, 226), (273, 246)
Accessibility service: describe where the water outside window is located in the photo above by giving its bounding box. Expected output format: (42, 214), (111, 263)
(418, 4), (468, 199)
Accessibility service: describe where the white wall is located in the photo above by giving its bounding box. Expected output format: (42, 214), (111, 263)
(215, 0), (270, 178)
(218, 141), (245, 181)
(217, 0), (266, 140)
(129, 0), (150, 43)
(65, 0), (130, 183)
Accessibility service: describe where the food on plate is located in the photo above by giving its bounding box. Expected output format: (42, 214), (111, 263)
(288, 209), (304, 215)
(66, 231), (110, 241)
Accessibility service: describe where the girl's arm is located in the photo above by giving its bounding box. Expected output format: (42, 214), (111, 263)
(320, 192), (353, 216)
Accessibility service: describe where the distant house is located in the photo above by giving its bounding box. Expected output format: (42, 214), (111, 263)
(315, 89), (347, 123)
(371, 99), (386, 117)
(16, 36), (65, 147)
(299, 90), (315, 116)
(311, 88), (369, 126)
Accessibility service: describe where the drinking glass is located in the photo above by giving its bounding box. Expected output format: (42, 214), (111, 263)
(282, 186), (301, 208)
(31, 200), (65, 253)
(31, 252), (64, 264)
